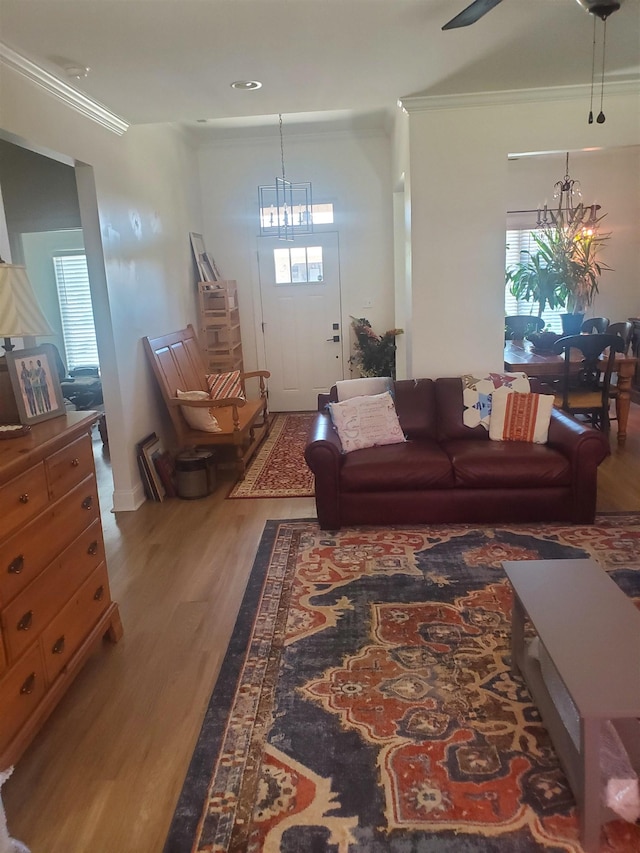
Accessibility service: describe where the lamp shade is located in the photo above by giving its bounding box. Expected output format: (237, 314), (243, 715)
(0, 263), (54, 337)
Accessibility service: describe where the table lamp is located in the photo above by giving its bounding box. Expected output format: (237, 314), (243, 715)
(0, 259), (55, 427)
(0, 259), (55, 352)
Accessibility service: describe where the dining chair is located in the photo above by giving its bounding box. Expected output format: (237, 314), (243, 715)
(580, 317), (610, 334)
(607, 320), (634, 355)
(551, 333), (624, 432)
(602, 321), (634, 426)
(505, 315), (545, 340)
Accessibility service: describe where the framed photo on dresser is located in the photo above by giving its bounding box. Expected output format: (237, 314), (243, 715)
(5, 344), (66, 425)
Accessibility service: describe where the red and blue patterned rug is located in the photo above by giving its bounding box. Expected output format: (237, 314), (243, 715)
(164, 515), (640, 852)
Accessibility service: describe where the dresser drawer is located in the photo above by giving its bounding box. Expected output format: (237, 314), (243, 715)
(0, 644), (46, 754)
(42, 563), (111, 684)
(46, 433), (94, 502)
(0, 463), (48, 542)
(1, 518), (105, 664)
(0, 477), (101, 607)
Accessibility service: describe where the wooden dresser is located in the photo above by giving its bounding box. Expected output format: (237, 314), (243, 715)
(0, 412), (122, 769)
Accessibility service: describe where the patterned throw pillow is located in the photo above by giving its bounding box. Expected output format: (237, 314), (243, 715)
(176, 389), (222, 432)
(489, 389), (554, 444)
(328, 391), (405, 453)
(206, 370), (245, 400)
(462, 372), (530, 430)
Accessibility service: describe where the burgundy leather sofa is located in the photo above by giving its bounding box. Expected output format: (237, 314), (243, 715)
(304, 377), (610, 530)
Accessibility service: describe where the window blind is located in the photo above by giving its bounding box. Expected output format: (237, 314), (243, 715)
(52, 253), (100, 370)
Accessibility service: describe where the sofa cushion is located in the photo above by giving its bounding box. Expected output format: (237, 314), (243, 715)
(443, 439), (571, 488)
(340, 440), (455, 492)
(393, 378), (438, 440)
(336, 377), (392, 400)
(436, 378), (489, 442)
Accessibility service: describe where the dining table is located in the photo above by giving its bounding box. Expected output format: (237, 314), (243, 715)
(504, 339), (638, 445)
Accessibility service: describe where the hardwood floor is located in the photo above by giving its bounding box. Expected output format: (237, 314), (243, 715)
(4, 407), (640, 853)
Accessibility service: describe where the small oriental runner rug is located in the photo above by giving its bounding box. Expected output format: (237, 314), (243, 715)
(164, 515), (640, 853)
(227, 413), (316, 499)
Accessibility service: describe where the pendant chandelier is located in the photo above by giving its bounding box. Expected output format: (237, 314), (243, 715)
(258, 114), (313, 241)
(536, 153), (602, 231)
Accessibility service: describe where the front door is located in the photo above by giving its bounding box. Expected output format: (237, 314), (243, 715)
(258, 232), (343, 411)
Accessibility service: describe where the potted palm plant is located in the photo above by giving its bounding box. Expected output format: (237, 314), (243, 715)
(506, 204), (612, 335)
(506, 251), (565, 319)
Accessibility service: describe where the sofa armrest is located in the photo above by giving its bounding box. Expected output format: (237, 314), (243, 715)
(546, 408), (610, 522)
(304, 412), (344, 529)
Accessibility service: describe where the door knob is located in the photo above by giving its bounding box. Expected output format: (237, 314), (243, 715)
(326, 335), (340, 342)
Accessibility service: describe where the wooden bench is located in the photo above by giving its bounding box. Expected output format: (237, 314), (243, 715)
(143, 325), (270, 479)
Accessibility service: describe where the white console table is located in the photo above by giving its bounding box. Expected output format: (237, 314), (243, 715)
(503, 558), (640, 853)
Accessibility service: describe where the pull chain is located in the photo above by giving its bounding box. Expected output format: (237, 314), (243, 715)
(597, 19), (607, 123)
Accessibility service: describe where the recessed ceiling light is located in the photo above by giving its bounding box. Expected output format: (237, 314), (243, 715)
(64, 63), (90, 79)
(230, 80), (262, 90)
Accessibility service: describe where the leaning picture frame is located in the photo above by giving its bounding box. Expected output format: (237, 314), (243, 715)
(6, 344), (67, 425)
(203, 252), (222, 282)
(189, 232), (208, 281)
(200, 252), (217, 282)
(138, 432), (166, 501)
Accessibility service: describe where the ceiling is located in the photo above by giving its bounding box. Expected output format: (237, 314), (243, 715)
(0, 0), (639, 131)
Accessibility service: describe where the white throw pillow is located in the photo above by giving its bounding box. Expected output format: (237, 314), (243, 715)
(489, 389), (554, 444)
(176, 389), (222, 432)
(328, 391), (405, 453)
(336, 377), (393, 401)
(462, 372), (530, 430)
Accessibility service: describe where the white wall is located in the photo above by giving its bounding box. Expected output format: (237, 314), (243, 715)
(404, 88), (640, 378)
(1, 65), (204, 510)
(196, 128), (394, 373)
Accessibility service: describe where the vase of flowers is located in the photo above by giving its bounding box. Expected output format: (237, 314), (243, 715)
(349, 317), (403, 379)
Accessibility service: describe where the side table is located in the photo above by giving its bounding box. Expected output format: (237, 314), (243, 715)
(503, 558), (640, 853)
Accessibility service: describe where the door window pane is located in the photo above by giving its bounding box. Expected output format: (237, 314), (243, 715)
(273, 247), (323, 285)
(274, 248), (292, 283)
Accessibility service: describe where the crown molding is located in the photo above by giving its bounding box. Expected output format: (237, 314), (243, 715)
(400, 80), (640, 113)
(0, 42), (129, 136)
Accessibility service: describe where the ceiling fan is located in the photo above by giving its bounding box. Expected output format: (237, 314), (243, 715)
(442, 0), (621, 31)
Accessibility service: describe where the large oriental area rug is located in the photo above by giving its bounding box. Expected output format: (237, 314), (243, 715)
(165, 515), (640, 853)
(227, 414), (315, 499)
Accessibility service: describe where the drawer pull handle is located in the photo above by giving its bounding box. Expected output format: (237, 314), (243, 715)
(94, 585), (104, 601)
(82, 496), (93, 510)
(8, 554), (24, 575)
(19, 493), (29, 504)
(87, 541), (99, 556)
(20, 673), (36, 695)
(71, 457), (80, 467)
(17, 610), (33, 631)
(52, 636), (66, 655)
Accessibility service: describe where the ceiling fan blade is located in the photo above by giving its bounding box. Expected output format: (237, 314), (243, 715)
(442, 0), (505, 30)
